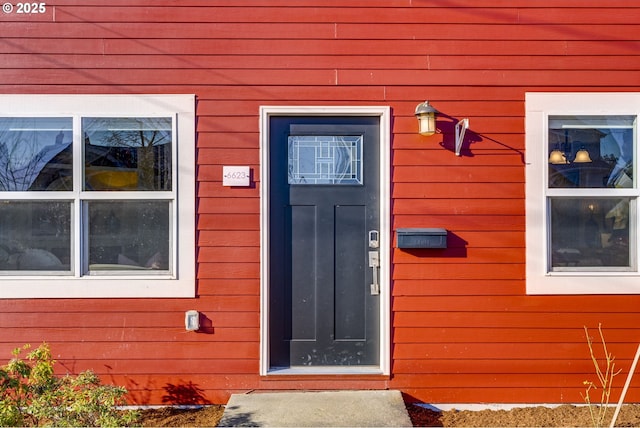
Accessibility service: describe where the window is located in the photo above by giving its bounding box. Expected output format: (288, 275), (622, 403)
(287, 135), (363, 184)
(0, 95), (195, 298)
(526, 93), (640, 294)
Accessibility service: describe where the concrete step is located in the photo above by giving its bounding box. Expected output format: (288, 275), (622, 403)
(218, 390), (413, 427)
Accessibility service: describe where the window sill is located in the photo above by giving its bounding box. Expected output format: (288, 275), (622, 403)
(527, 274), (640, 295)
(266, 366), (384, 376)
(0, 278), (195, 298)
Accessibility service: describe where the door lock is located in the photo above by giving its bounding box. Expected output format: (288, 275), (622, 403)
(368, 230), (379, 248)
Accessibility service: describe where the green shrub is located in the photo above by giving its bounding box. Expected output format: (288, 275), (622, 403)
(0, 343), (139, 427)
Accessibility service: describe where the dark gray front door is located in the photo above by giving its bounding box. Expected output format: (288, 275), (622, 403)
(269, 116), (380, 368)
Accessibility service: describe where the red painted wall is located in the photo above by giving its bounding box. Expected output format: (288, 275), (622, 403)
(1, 0), (640, 405)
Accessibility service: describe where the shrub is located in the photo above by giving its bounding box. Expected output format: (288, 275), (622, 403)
(0, 343), (139, 427)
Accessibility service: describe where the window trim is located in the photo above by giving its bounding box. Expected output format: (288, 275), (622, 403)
(526, 92), (640, 295)
(0, 94), (195, 298)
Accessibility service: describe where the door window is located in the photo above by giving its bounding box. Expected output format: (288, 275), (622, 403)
(287, 135), (363, 185)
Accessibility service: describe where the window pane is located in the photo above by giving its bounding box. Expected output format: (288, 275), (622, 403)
(83, 117), (172, 191)
(0, 117), (73, 191)
(0, 201), (71, 272)
(88, 200), (170, 272)
(288, 135), (363, 184)
(548, 115), (635, 188)
(550, 198), (632, 270)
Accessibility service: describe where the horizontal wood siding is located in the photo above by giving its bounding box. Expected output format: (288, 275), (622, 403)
(1, 0), (640, 405)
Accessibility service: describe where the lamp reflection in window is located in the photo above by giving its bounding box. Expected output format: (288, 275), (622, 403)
(548, 147), (592, 164)
(549, 147), (568, 164)
(574, 147), (593, 163)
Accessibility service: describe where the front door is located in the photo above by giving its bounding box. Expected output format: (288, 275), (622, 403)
(268, 116), (380, 368)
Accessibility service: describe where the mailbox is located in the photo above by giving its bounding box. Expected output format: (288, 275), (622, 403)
(397, 228), (447, 249)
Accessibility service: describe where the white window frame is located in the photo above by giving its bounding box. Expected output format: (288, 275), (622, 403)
(526, 92), (640, 294)
(0, 94), (195, 298)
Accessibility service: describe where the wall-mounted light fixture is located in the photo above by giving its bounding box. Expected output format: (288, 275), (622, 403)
(414, 101), (438, 136)
(415, 101), (470, 156)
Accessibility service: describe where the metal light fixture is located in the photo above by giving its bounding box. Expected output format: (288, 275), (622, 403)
(415, 101), (438, 136)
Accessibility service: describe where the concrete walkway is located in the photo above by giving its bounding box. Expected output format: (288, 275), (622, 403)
(218, 390), (413, 427)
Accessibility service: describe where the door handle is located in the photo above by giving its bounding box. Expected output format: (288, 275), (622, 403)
(369, 251), (380, 295)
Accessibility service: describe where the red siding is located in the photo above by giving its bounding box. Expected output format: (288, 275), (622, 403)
(1, 0), (640, 405)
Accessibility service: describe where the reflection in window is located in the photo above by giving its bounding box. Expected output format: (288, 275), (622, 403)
(83, 117), (172, 191)
(547, 116), (637, 272)
(88, 200), (170, 272)
(288, 135), (362, 184)
(0, 118), (73, 191)
(548, 116), (634, 188)
(0, 201), (71, 272)
(550, 198), (631, 270)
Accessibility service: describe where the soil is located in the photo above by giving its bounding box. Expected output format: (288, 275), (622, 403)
(138, 406), (225, 427)
(406, 404), (640, 427)
(137, 402), (640, 427)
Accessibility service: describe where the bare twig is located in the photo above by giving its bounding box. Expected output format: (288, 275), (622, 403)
(581, 324), (622, 427)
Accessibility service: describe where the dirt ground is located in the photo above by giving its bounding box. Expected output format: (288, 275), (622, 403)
(137, 402), (640, 427)
(407, 404), (640, 427)
(138, 406), (225, 427)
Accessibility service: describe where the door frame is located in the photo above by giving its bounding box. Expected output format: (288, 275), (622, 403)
(259, 106), (391, 376)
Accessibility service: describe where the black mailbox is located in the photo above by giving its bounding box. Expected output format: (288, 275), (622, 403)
(397, 228), (447, 249)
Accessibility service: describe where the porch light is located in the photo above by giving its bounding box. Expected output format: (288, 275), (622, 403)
(415, 101), (438, 136)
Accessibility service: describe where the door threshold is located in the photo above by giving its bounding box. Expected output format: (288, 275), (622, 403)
(267, 366), (383, 375)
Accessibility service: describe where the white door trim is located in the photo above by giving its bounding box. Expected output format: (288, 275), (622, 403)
(259, 106), (391, 375)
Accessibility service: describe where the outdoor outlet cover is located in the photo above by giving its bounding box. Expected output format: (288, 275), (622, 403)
(185, 310), (200, 331)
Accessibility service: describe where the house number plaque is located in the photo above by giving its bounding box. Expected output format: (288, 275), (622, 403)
(222, 166), (251, 187)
